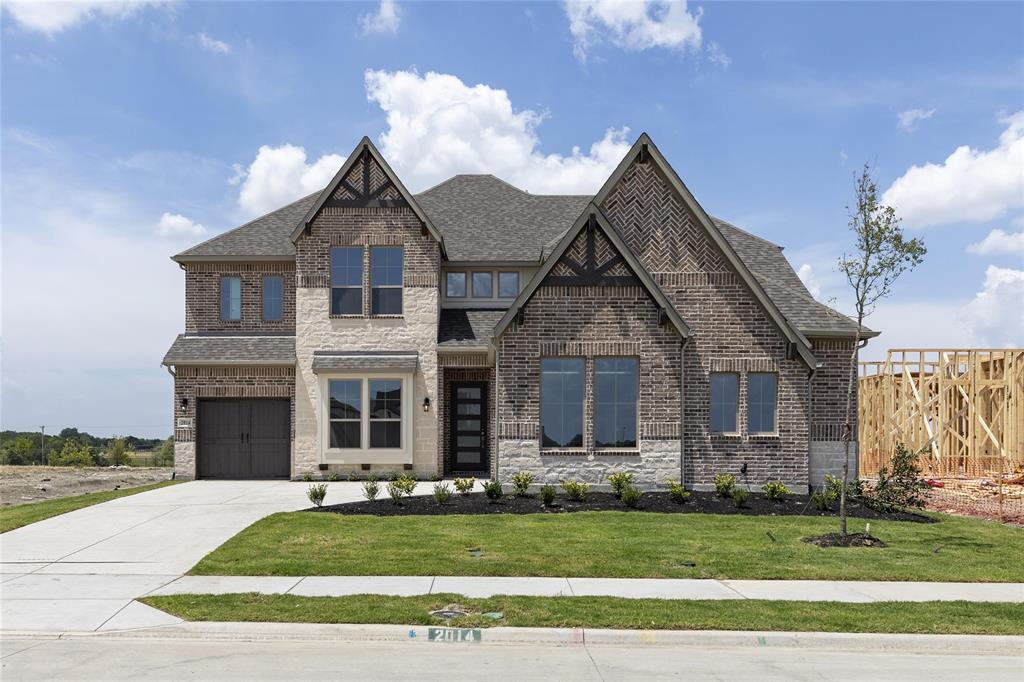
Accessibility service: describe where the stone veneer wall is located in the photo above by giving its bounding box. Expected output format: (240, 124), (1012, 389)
(601, 158), (811, 489)
(496, 285), (683, 487)
(172, 365), (296, 479)
(292, 204), (440, 479)
(184, 261), (295, 333)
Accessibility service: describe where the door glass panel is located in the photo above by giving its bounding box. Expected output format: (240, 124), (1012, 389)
(457, 435), (480, 447)
(457, 419), (481, 431)
(456, 451), (481, 464)
(457, 402), (481, 415)
(456, 387), (481, 399)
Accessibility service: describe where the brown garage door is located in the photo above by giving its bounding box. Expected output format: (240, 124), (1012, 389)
(197, 399), (290, 479)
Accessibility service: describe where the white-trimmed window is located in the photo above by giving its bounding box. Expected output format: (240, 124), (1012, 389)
(322, 374), (412, 462)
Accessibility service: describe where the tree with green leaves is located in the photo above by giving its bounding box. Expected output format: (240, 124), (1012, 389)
(836, 164), (926, 537)
(105, 436), (134, 467)
(155, 437), (175, 467)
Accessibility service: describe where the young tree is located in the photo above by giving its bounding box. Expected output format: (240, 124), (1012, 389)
(105, 436), (134, 467)
(836, 164), (926, 536)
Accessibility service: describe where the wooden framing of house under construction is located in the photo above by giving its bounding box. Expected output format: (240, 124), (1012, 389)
(858, 348), (1024, 478)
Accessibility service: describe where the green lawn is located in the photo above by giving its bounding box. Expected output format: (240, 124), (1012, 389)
(0, 481), (180, 533)
(142, 593), (1024, 635)
(190, 510), (1024, 582)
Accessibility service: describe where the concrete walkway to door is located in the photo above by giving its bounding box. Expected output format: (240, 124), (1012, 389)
(0, 480), (398, 632)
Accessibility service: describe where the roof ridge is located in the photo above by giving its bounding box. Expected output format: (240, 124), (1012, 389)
(712, 217), (783, 249)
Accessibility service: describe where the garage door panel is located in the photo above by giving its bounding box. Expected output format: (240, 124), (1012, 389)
(198, 399), (289, 479)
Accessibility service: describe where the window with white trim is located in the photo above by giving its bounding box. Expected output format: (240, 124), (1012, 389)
(328, 380), (361, 448)
(324, 376), (409, 458)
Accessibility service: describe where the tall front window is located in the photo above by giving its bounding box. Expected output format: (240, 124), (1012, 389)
(710, 373), (739, 434)
(370, 247), (403, 315)
(262, 275), (283, 321)
(540, 358), (584, 448)
(369, 379), (402, 448)
(748, 373), (778, 434)
(221, 277), (241, 321)
(594, 358), (638, 448)
(329, 380), (361, 448)
(331, 247), (363, 315)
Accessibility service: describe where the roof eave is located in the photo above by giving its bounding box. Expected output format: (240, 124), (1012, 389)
(171, 254), (295, 264)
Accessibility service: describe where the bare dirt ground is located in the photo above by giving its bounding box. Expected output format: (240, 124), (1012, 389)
(0, 466), (173, 507)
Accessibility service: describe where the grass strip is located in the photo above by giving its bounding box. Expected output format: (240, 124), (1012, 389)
(190, 510), (1024, 582)
(0, 481), (180, 533)
(141, 593), (1024, 635)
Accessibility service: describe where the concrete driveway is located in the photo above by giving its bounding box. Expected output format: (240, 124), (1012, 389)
(0, 480), (369, 632)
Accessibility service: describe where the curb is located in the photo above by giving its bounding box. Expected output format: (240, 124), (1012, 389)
(3, 623), (1022, 655)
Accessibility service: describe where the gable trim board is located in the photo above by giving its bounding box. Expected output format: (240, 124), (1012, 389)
(594, 133), (819, 370)
(289, 137), (448, 258)
(493, 202), (692, 340)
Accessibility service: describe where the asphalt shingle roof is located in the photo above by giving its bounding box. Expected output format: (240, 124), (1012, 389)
(162, 335), (296, 365)
(415, 175), (592, 262)
(172, 175), (862, 338)
(438, 309), (506, 347)
(312, 351), (419, 372)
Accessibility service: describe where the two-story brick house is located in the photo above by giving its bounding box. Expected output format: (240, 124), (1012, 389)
(163, 133), (874, 490)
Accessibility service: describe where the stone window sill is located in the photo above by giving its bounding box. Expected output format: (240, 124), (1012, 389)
(593, 449), (641, 456)
(710, 433), (742, 440)
(329, 314), (364, 319)
(540, 449), (587, 457)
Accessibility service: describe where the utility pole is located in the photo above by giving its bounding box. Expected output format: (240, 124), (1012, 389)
(39, 426), (45, 466)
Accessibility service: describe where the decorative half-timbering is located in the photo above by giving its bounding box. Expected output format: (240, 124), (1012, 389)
(547, 215), (637, 286)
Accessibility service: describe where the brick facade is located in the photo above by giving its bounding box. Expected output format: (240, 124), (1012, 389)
(810, 338), (857, 441)
(601, 158), (811, 488)
(184, 261), (295, 333)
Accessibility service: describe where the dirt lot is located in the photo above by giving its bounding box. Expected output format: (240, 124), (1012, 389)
(0, 466), (173, 507)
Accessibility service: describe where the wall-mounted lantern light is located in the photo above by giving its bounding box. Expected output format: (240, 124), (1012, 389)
(180, 397), (189, 409)
(422, 397), (431, 412)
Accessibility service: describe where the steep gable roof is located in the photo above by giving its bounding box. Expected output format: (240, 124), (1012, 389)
(289, 137), (447, 258)
(494, 203), (691, 340)
(594, 134), (818, 368)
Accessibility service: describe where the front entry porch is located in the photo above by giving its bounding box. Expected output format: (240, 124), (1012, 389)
(438, 360), (495, 478)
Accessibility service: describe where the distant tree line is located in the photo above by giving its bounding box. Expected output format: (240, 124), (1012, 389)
(0, 428), (173, 468)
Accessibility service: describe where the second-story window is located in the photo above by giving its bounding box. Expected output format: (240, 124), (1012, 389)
(446, 272), (466, 298)
(262, 275), (283, 321)
(221, 276), (241, 321)
(331, 247), (363, 315)
(498, 271), (519, 298)
(371, 246), (403, 315)
(471, 272), (492, 298)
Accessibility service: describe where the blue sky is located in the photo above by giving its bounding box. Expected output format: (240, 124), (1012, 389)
(2, 1), (1022, 437)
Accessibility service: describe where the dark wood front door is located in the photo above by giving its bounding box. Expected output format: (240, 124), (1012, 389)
(197, 399), (290, 479)
(450, 382), (488, 473)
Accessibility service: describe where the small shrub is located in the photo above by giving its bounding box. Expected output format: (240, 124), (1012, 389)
(811, 488), (836, 511)
(306, 483), (328, 508)
(560, 480), (589, 502)
(607, 472), (634, 498)
(327, 471), (340, 482)
(454, 478), (475, 496)
(395, 474), (418, 497)
(301, 472), (314, 482)
(511, 471), (535, 497)
(482, 480), (503, 500)
(387, 481), (406, 505)
(362, 478), (380, 501)
(433, 482), (453, 504)
(620, 484), (642, 508)
(732, 487), (749, 508)
(714, 473), (736, 497)
(348, 472), (361, 482)
(762, 480), (790, 501)
(539, 484), (556, 506)
(865, 442), (929, 511)
(666, 480), (690, 504)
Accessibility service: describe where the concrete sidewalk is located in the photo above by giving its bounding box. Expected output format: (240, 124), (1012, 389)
(147, 575), (1024, 602)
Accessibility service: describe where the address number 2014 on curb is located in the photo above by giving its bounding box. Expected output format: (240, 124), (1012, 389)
(428, 628), (482, 643)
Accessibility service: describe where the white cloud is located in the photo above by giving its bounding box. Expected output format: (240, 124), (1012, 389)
(896, 108), (935, 132)
(966, 229), (1024, 256)
(155, 212), (206, 238)
(882, 111), (1024, 228)
(796, 263), (822, 300)
(236, 144), (344, 218)
(564, 0), (703, 61)
(705, 41), (730, 68)
(359, 0), (401, 35)
(2, 1), (156, 34)
(962, 265), (1024, 347)
(197, 32), (231, 55)
(8, 128), (55, 154)
(364, 69), (631, 193)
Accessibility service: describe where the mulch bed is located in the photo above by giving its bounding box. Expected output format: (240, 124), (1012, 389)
(309, 490), (931, 523)
(802, 533), (888, 548)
